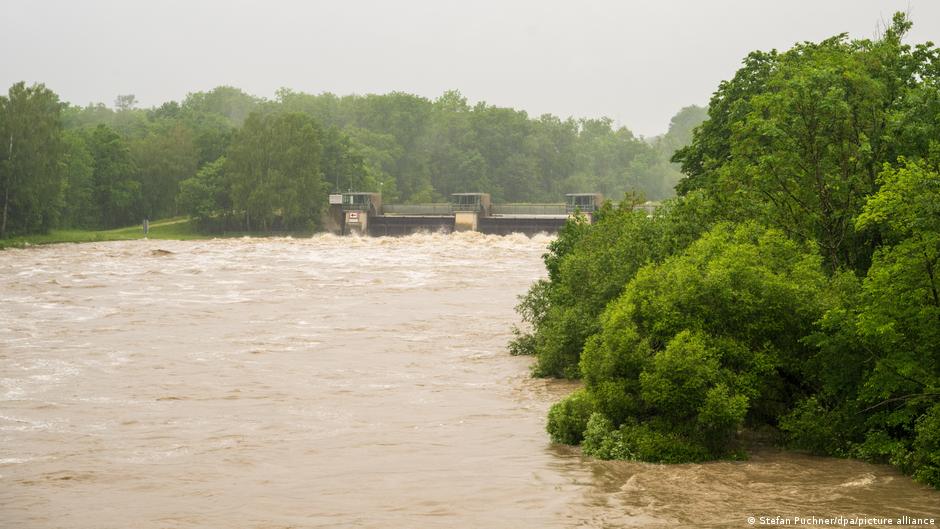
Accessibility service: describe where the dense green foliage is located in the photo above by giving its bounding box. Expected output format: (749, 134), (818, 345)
(226, 112), (327, 231)
(0, 82), (65, 237)
(673, 15), (939, 271)
(524, 13), (940, 488)
(0, 83), (701, 238)
(511, 194), (712, 377)
(782, 159), (940, 482)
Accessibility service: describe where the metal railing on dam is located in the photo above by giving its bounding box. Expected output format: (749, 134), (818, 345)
(382, 203), (454, 215)
(380, 203), (569, 216)
(490, 203), (566, 216)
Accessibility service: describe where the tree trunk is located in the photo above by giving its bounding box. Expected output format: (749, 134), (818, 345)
(2, 133), (10, 238)
(923, 246), (940, 310)
(1, 187), (8, 239)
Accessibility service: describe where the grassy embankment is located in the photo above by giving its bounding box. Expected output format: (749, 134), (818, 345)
(0, 217), (316, 250)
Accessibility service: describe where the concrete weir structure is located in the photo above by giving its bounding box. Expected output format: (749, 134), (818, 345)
(329, 192), (608, 236)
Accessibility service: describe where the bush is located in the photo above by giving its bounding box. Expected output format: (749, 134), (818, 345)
(581, 413), (711, 463)
(580, 413), (623, 458)
(912, 404), (940, 488)
(780, 397), (857, 456)
(517, 197), (711, 378)
(696, 383), (749, 451)
(546, 389), (595, 445)
(507, 327), (536, 356)
(639, 330), (721, 419)
(574, 222), (826, 459)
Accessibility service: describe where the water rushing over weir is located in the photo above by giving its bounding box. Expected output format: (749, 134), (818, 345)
(1, 233), (937, 528)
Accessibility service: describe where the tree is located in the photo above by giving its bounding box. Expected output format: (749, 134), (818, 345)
(789, 159), (940, 485)
(111, 95), (149, 139)
(673, 50), (778, 197)
(532, 12), (940, 488)
(348, 92), (434, 201)
(648, 105), (708, 198)
(177, 156), (231, 229)
(227, 112), (327, 231)
(657, 105), (708, 158)
(674, 14), (939, 272)
(60, 130), (96, 228)
(320, 127), (369, 193)
(182, 86), (261, 127)
(0, 82), (65, 237)
(85, 124), (140, 228)
(424, 90), (480, 198)
(131, 122), (198, 219)
(114, 94), (138, 111)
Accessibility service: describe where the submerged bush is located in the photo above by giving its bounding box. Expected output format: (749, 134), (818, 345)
(581, 413), (712, 463)
(912, 405), (940, 486)
(551, 222), (827, 461)
(779, 397), (856, 457)
(546, 389), (595, 445)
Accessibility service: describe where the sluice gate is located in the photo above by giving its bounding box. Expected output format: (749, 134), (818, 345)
(368, 215), (456, 236)
(478, 216), (568, 235)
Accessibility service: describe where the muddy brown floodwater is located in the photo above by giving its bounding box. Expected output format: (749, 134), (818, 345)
(1, 233), (937, 528)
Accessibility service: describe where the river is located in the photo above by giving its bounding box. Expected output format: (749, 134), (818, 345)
(1, 233), (937, 528)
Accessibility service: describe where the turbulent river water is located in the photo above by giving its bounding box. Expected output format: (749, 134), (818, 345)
(1, 233), (937, 528)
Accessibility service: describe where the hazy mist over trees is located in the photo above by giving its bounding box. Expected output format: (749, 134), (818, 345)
(0, 84), (703, 236)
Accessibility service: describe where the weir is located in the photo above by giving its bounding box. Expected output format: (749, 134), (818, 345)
(329, 192), (610, 236)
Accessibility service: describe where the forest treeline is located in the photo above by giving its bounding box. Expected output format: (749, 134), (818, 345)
(513, 13), (940, 488)
(0, 81), (704, 237)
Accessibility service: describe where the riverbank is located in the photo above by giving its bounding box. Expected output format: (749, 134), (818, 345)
(0, 217), (316, 250)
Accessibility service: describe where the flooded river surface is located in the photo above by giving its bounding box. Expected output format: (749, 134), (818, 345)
(1, 234), (937, 528)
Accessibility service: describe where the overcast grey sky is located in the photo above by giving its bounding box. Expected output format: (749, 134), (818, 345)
(2, 0), (939, 136)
